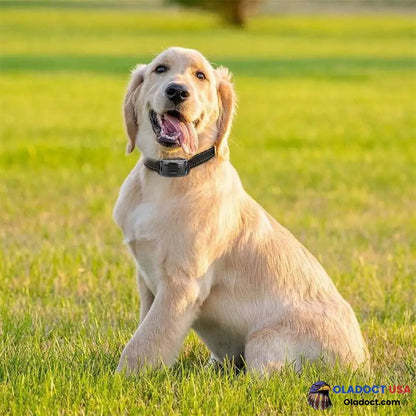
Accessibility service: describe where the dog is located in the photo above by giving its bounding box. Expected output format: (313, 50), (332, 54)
(113, 47), (369, 374)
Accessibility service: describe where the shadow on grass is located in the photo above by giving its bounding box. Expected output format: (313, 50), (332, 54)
(1, 55), (415, 79)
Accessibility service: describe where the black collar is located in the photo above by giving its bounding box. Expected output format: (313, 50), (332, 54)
(144, 146), (216, 177)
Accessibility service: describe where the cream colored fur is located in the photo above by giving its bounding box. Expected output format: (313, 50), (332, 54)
(114, 47), (369, 375)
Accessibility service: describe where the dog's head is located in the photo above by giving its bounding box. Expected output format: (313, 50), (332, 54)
(123, 47), (236, 159)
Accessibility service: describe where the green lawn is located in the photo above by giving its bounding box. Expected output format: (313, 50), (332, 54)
(1, 7), (415, 415)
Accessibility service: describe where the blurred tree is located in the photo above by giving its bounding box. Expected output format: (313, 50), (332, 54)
(167, 0), (263, 27)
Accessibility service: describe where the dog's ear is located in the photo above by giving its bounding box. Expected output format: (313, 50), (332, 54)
(124, 64), (147, 154)
(215, 66), (236, 160)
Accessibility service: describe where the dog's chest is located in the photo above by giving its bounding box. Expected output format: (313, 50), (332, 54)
(123, 201), (167, 295)
(127, 238), (160, 295)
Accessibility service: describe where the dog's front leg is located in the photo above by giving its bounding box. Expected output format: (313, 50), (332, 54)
(137, 273), (154, 324)
(117, 276), (200, 374)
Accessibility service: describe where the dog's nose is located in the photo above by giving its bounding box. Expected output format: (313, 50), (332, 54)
(165, 83), (190, 104)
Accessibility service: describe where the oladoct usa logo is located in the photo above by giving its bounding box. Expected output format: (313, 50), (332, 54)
(306, 381), (411, 410)
(307, 381), (332, 410)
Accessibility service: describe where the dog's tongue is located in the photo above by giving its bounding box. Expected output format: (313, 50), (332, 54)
(162, 114), (198, 155)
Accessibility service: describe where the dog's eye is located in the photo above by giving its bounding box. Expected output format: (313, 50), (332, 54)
(155, 65), (168, 74)
(196, 71), (206, 80)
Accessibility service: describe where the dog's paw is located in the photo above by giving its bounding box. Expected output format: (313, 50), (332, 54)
(116, 339), (159, 375)
(115, 343), (144, 375)
(116, 354), (136, 375)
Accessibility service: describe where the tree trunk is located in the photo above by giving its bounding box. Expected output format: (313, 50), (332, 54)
(224, 0), (247, 27)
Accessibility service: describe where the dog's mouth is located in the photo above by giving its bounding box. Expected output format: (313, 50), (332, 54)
(149, 109), (200, 155)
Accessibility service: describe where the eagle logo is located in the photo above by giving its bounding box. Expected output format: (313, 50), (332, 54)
(307, 381), (332, 410)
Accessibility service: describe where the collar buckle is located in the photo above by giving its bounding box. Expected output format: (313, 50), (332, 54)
(159, 158), (190, 177)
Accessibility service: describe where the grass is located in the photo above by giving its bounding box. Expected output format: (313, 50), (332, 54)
(1, 7), (415, 415)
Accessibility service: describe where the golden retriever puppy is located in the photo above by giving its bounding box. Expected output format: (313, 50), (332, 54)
(113, 47), (369, 374)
